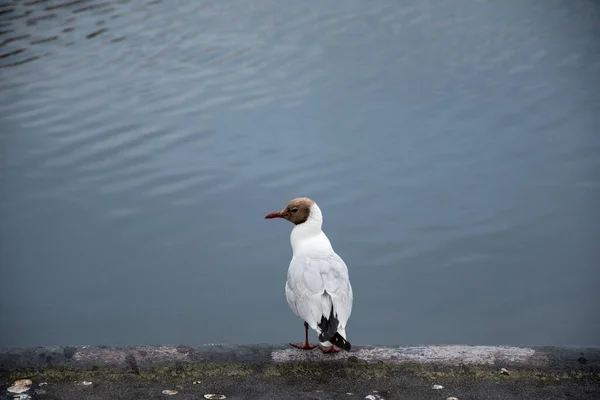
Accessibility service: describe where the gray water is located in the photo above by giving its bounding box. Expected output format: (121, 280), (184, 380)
(1, 0), (599, 348)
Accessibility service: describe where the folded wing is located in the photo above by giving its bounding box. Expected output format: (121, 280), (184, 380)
(285, 254), (353, 333)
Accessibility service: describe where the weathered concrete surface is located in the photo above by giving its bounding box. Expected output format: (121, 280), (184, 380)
(1, 345), (599, 399)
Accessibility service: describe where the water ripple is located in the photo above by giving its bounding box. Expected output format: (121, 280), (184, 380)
(1, 0), (599, 348)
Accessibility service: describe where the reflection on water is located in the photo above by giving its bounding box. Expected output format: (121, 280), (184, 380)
(0, 0), (126, 67)
(0, 0), (599, 348)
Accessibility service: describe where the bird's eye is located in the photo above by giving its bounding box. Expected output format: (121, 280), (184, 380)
(291, 207), (299, 213)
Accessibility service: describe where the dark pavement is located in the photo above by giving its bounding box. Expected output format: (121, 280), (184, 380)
(1, 344), (599, 399)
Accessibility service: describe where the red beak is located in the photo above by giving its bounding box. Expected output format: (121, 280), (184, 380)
(265, 211), (285, 219)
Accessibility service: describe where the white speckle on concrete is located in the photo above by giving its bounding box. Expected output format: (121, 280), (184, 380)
(193, 381), (202, 385)
(73, 345), (192, 364)
(7, 385), (30, 394)
(365, 394), (384, 400)
(446, 397), (458, 400)
(13, 394), (32, 400)
(162, 389), (178, 395)
(39, 382), (48, 386)
(204, 395), (226, 399)
(432, 384), (444, 390)
(80, 381), (93, 386)
(7, 379), (32, 394)
(500, 367), (510, 375)
(271, 345), (539, 366)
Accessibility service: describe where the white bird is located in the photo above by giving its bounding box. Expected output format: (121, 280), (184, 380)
(265, 197), (353, 353)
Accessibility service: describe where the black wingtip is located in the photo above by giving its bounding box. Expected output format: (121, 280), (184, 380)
(317, 308), (339, 342)
(317, 308), (351, 351)
(330, 332), (351, 351)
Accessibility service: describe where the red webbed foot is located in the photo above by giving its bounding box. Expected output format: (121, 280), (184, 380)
(319, 345), (340, 353)
(290, 342), (317, 350)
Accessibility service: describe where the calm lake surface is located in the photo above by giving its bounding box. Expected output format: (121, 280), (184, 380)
(1, 0), (599, 348)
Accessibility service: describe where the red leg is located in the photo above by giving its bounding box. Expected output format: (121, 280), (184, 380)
(290, 322), (317, 350)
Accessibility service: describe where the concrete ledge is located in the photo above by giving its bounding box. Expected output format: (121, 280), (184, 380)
(1, 345), (599, 399)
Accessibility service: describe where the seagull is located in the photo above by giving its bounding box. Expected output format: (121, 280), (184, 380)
(265, 197), (353, 353)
